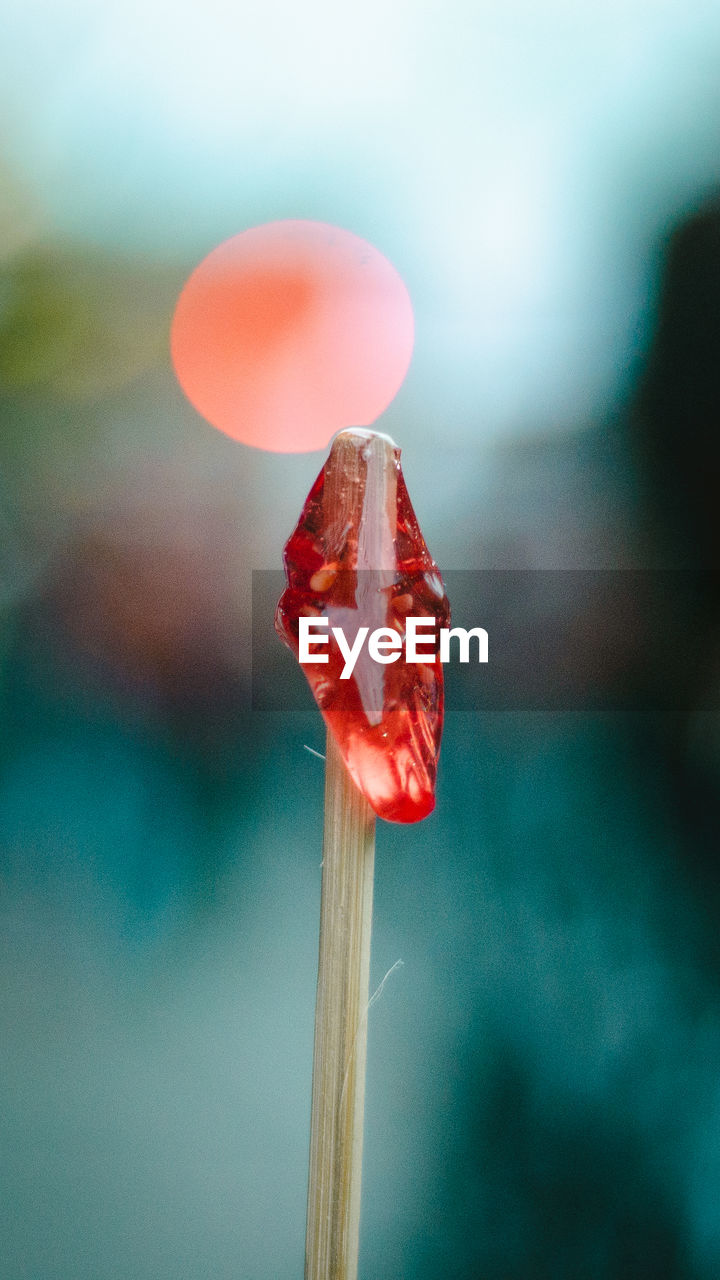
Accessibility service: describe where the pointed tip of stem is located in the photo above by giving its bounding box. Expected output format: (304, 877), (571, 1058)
(332, 427), (398, 450)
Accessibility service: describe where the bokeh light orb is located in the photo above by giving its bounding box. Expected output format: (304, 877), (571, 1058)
(170, 220), (414, 453)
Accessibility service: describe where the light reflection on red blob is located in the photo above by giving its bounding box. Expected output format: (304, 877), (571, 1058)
(171, 220), (414, 453)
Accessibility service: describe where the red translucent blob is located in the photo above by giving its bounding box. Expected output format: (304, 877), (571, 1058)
(171, 221), (414, 453)
(275, 431), (450, 823)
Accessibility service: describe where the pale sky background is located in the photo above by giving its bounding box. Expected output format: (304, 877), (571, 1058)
(3, 0), (720, 449)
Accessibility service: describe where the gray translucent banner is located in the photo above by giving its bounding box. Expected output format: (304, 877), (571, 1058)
(253, 569), (720, 711)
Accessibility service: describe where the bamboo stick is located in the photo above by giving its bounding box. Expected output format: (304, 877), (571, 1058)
(305, 731), (376, 1280)
(305, 429), (397, 1279)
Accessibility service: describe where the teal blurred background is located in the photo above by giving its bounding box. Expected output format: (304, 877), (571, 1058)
(3, 2), (720, 1276)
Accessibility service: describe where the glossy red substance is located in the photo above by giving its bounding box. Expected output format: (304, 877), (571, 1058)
(275, 432), (450, 823)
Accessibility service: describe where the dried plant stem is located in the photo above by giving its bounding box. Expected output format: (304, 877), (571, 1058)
(305, 428), (396, 1278)
(305, 729), (376, 1280)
